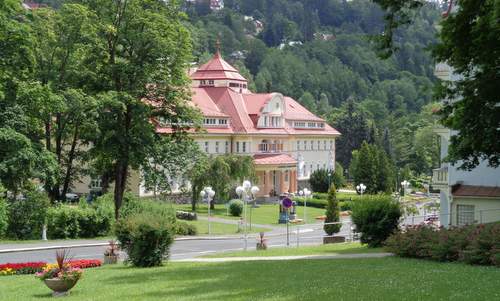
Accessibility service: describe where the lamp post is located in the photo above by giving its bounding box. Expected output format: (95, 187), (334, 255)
(401, 180), (410, 197)
(200, 187), (215, 235)
(356, 183), (366, 195)
(236, 181), (259, 251)
(299, 188), (312, 223)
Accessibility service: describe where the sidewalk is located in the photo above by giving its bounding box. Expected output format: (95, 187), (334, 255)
(173, 252), (393, 262)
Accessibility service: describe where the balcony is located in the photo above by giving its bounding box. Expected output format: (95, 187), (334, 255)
(432, 167), (449, 188)
(258, 143), (283, 153)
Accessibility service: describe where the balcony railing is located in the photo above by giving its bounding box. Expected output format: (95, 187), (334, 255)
(258, 143), (283, 153)
(432, 167), (448, 186)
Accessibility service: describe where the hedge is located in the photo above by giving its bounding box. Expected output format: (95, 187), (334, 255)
(386, 222), (500, 266)
(294, 197), (354, 211)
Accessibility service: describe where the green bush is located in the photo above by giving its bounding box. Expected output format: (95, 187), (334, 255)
(386, 223), (500, 266)
(46, 203), (113, 239)
(228, 199), (243, 217)
(115, 212), (175, 267)
(175, 221), (197, 236)
(294, 197), (327, 209)
(324, 184), (341, 235)
(0, 189), (7, 239)
(309, 164), (345, 193)
(7, 190), (49, 239)
(351, 194), (401, 247)
(46, 206), (81, 239)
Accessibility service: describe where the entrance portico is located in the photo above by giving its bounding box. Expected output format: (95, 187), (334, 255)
(254, 154), (297, 197)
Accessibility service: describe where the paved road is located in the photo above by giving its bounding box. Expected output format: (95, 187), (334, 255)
(0, 220), (353, 264)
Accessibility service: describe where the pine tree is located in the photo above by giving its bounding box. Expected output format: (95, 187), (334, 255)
(324, 183), (341, 235)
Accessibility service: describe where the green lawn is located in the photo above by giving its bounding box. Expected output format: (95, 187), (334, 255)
(174, 203), (326, 225)
(185, 220), (270, 235)
(2, 258), (500, 300)
(205, 242), (384, 257)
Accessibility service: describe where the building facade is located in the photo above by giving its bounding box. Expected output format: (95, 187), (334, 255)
(156, 50), (340, 198)
(433, 62), (500, 226)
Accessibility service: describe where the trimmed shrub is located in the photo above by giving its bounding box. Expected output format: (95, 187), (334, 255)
(7, 191), (49, 239)
(176, 210), (197, 221)
(351, 194), (401, 247)
(175, 221), (197, 236)
(386, 222), (500, 266)
(228, 199), (243, 217)
(115, 212), (175, 267)
(324, 184), (341, 235)
(294, 197), (327, 209)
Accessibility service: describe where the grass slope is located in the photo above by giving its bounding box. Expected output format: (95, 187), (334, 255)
(2, 258), (500, 300)
(175, 204), (326, 225)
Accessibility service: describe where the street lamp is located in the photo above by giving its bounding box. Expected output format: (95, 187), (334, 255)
(401, 180), (410, 197)
(200, 187), (215, 235)
(299, 188), (312, 223)
(236, 181), (259, 250)
(356, 183), (366, 195)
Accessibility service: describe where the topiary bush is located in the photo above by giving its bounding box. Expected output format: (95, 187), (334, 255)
(228, 199), (243, 217)
(351, 194), (401, 247)
(7, 190), (49, 239)
(324, 184), (341, 235)
(115, 212), (175, 267)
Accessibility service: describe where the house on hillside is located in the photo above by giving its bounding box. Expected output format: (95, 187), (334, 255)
(73, 48), (340, 199)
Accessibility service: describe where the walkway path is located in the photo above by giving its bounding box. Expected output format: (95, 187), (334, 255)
(173, 252), (393, 262)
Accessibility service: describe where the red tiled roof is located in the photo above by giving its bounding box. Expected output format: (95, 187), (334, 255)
(452, 185), (500, 198)
(254, 154), (297, 166)
(191, 52), (247, 82)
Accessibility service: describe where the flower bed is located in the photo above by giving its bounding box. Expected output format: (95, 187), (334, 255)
(0, 259), (102, 276)
(0, 262), (47, 275)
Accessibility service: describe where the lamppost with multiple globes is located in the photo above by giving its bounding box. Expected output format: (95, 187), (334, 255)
(236, 180), (259, 251)
(298, 188), (312, 223)
(356, 183), (367, 195)
(401, 180), (410, 197)
(200, 187), (215, 235)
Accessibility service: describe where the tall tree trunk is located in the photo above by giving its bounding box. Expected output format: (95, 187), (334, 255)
(62, 126), (79, 199)
(113, 160), (128, 220)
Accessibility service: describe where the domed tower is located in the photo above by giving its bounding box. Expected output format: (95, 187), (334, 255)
(190, 41), (249, 93)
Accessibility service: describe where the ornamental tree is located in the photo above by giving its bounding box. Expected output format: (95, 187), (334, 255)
(323, 183), (341, 236)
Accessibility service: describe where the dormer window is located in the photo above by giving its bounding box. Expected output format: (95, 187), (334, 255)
(293, 121), (325, 129)
(208, 80), (214, 86)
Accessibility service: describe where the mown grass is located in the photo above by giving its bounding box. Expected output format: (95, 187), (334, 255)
(204, 242), (384, 257)
(1, 258), (499, 300)
(174, 204), (326, 225)
(185, 219), (270, 235)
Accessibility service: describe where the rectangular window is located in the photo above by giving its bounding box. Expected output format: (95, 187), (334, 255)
(218, 119), (227, 125)
(330, 140), (333, 150)
(303, 140), (307, 150)
(242, 142), (246, 153)
(236, 142), (240, 153)
(317, 140), (320, 150)
(296, 141), (300, 151)
(225, 141), (229, 153)
(285, 171), (289, 181)
(204, 141), (209, 153)
(457, 205), (475, 225)
(215, 141), (219, 153)
(208, 80), (214, 86)
(310, 141), (314, 150)
(323, 140), (327, 150)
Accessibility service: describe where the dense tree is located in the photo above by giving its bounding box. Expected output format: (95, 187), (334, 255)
(350, 141), (395, 193)
(330, 98), (369, 170)
(80, 0), (200, 219)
